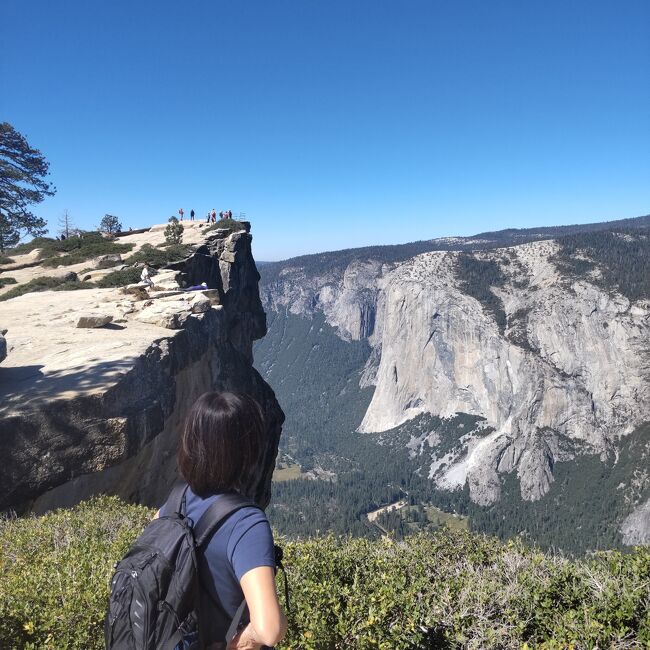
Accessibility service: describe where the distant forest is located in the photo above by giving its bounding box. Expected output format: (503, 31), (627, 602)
(259, 213), (650, 285)
(255, 311), (649, 555)
(256, 215), (650, 555)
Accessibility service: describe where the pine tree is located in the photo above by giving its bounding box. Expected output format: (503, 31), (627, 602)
(164, 216), (184, 245)
(99, 214), (121, 235)
(0, 122), (55, 251)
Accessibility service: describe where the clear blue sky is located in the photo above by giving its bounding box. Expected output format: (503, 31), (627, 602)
(2, 1), (648, 261)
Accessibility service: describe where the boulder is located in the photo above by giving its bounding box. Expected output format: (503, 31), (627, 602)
(190, 295), (211, 314)
(76, 314), (113, 329)
(94, 254), (122, 269)
(152, 279), (182, 291)
(190, 289), (220, 305)
(135, 303), (191, 329)
(62, 271), (78, 282)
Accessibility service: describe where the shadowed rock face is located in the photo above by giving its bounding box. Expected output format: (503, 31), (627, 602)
(0, 224), (283, 513)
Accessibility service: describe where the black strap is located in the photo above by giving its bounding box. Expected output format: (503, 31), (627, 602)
(225, 599), (248, 643)
(274, 545), (290, 613)
(193, 492), (258, 548)
(194, 493), (258, 644)
(168, 479), (189, 515)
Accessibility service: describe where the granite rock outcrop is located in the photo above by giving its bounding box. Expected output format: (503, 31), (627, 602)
(0, 222), (283, 513)
(260, 230), (650, 542)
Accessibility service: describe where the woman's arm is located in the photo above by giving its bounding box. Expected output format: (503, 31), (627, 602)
(227, 566), (287, 649)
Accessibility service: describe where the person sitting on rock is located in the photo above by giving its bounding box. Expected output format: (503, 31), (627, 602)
(141, 262), (154, 288)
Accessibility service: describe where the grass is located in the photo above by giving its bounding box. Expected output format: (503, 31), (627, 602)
(0, 276), (95, 301)
(125, 243), (193, 267)
(424, 505), (469, 532)
(0, 276), (18, 288)
(273, 463), (304, 482)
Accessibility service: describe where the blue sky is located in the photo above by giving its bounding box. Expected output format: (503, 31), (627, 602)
(2, 1), (648, 261)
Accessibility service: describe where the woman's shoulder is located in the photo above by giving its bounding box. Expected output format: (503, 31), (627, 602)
(228, 503), (271, 534)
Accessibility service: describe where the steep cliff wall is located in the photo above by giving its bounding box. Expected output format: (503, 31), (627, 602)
(0, 223), (283, 513)
(259, 223), (650, 544)
(358, 242), (650, 506)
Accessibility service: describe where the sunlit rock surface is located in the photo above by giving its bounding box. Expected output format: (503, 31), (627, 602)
(261, 236), (650, 533)
(0, 222), (283, 513)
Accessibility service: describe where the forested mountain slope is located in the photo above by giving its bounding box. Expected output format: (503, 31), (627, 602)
(255, 215), (650, 553)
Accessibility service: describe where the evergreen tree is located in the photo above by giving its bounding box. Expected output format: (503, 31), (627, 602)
(99, 214), (121, 235)
(164, 216), (184, 244)
(0, 122), (55, 251)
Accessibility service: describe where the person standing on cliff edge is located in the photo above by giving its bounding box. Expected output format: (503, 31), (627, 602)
(179, 207), (185, 221)
(190, 209), (195, 221)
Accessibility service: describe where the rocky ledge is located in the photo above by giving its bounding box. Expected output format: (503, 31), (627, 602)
(0, 223), (284, 513)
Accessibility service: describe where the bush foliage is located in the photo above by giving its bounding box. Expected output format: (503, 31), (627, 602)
(0, 276), (17, 288)
(164, 216), (184, 245)
(206, 218), (247, 234)
(0, 497), (648, 649)
(95, 267), (142, 288)
(9, 232), (134, 268)
(125, 243), (193, 267)
(0, 276), (94, 301)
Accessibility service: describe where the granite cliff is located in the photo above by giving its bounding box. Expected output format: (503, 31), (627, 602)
(0, 221), (283, 513)
(258, 217), (650, 546)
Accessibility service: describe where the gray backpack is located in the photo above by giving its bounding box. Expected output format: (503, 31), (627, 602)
(105, 483), (255, 650)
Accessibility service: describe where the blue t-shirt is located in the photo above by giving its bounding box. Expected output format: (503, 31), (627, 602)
(161, 487), (275, 636)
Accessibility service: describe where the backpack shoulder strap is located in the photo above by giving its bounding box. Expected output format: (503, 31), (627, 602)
(193, 493), (259, 548)
(167, 480), (189, 515)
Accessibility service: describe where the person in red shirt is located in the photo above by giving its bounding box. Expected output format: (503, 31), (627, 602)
(179, 208), (184, 221)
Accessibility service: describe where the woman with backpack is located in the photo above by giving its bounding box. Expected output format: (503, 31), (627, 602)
(170, 392), (287, 649)
(106, 392), (287, 650)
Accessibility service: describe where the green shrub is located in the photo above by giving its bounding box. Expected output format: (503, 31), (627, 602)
(9, 233), (134, 268)
(0, 255), (15, 265)
(125, 243), (193, 267)
(9, 236), (59, 255)
(0, 499), (648, 649)
(0, 276), (94, 301)
(0, 276), (17, 288)
(0, 498), (151, 649)
(40, 242), (134, 268)
(206, 219), (247, 234)
(164, 216), (184, 245)
(95, 267), (142, 288)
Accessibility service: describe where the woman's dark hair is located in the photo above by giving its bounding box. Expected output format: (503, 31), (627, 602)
(178, 391), (266, 497)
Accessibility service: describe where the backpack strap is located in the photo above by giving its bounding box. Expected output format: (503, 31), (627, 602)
(194, 493), (259, 644)
(167, 479), (190, 515)
(193, 493), (258, 547)
(225, 599), (248, 644)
